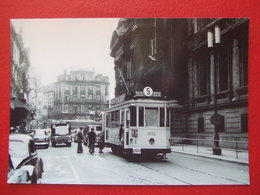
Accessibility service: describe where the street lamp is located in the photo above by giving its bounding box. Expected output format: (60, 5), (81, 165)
(208, 25), (222, 155)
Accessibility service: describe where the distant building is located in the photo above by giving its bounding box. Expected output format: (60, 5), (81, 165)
(10, 24), (33, 131)
(110, 18), (248, 147)
(36, 84), (54, 120)
(53, 70), (109, 120)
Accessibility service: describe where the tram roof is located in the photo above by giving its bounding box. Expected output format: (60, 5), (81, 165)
(105, 98), (181, 112)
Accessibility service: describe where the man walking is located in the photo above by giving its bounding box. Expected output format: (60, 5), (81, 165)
(77, 127), (84, 153)
(88, 128), (96, 154)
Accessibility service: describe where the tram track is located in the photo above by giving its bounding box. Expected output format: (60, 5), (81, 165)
(136, 156), (248, 185)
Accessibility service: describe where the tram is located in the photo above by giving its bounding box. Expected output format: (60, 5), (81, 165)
(103, 98), (173, 157)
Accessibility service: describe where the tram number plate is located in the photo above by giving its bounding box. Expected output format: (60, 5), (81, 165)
(133, 148), (141, 154)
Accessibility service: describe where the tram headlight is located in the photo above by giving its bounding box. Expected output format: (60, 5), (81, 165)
(149, 138), (155, 145)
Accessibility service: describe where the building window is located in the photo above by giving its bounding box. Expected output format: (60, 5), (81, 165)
(80, 86), (85, 98)
(239, 36), (248, 87)
(81, 105), (84, 113)
(65, 105), (69, 113)
(218, 44), (231, 92)
(217, 115), (225, 133)
(198, 117), (204, 133)
(241, 113), (248, 133)
(73, 86), (78, 98)
(197, 51), (210, 96)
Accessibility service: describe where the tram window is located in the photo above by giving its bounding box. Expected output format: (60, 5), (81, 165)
(166, 108), (170, 127)
(111, 111), (115, 128)
(160, 107), (165, 127)
(139, 107), (144, 127)
(145, 108), (158, 127)
(130, 106), (136, 126)
(106, 114), (111, 128)
(126, 111), (130, 128)
(115, 110), (119, 127)
(121, 110), (125, 125)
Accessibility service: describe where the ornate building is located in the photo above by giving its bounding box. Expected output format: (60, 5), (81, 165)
(185, 18), (248, 146)
(10, 24), (33, 131)
(53, 70), (109, 120)
(110, 18), (248, 147)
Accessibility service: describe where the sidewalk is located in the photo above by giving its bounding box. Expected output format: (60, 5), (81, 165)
(171, 144), (249, 165)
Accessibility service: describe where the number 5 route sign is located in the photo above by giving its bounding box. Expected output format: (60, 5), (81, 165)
(143, 87), (153, 96)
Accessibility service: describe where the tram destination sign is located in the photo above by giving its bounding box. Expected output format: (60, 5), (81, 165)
(135, 87), (161, 98)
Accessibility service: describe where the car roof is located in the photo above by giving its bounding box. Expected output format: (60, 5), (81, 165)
(9, 134), (33, 143)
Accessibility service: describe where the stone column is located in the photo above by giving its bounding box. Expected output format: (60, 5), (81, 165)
(232, 39), (240, 98)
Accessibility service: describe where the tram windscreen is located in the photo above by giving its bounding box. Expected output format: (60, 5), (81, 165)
(145, 108), (158, 127)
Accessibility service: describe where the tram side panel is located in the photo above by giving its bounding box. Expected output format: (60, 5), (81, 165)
(126, 127), (171, 149)
(105, 127), (121, 147)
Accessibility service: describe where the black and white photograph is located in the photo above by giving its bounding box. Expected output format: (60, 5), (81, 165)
(8, 18), (249, 185)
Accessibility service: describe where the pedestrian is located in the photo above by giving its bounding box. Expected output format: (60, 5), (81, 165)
(88, 128), (96, 154)
(98, 132), (105, 153)
(119, 123), (124, 145)
(77, 127), (84, 153)
(83, 127), (89, 146)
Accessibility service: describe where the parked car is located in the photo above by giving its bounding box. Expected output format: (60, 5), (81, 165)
(8, 155), (37, 183)
(9, 134), (44, 184)
(33, 129), (50, 148)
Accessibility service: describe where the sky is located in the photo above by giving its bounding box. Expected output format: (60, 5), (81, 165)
(12, 18), (119, 98)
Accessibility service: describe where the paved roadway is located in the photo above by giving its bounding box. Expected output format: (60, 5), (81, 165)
(36, 142), (249, 185)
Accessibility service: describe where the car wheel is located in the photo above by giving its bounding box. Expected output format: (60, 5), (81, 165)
(67, 142), (71, 147)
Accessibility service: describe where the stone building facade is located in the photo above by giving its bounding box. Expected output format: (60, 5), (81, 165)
(110, 18), (248, 147)
(10, 24), (33, 131)
(53, 70), (109, 120)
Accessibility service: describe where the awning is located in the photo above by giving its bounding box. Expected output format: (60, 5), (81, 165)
(11, 99), (32, 112)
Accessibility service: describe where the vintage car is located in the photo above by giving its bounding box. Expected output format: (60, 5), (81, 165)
(50, 121), (72, 147)
(9, 134), (44, 184)
(8, 155), (37, 184)
(33, 129), (50, 148)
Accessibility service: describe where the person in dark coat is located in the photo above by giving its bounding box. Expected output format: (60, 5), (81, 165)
(119, 124), (124, 145)
(77, 127), (84, 153)
(98, 132), (105, 153)
(88, 128), (96, 154)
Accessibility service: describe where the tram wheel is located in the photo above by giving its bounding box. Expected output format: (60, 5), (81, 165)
(111, 146), (117, 154)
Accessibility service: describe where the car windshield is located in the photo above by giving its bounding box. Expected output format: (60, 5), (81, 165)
(9, 140), (28, 157)
(55, 125), (69, 135)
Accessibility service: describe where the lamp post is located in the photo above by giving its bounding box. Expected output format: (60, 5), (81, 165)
(208, 25), (222, 155)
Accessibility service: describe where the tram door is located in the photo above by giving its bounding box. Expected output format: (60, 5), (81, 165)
(124, 109), (130, 146)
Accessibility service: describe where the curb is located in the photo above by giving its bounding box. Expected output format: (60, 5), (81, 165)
(172, 150), (249, 165)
